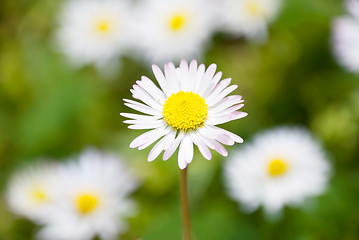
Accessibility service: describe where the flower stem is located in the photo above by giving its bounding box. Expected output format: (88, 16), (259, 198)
(180, 167), (192, 240)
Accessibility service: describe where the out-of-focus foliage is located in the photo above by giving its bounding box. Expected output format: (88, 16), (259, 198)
(1, 0), (358, 239)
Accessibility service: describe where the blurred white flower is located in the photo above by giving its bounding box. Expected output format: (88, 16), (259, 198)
(37, 149), (139, 240)
(217, 0), (282, 40)
(332, 0), (359, 72)
(224, 127), (331, 215)
(121, 60), (247, 169)
(132, 0), (216, 64)
(56, 0), (132, 68)
(6, 162), (59, 223)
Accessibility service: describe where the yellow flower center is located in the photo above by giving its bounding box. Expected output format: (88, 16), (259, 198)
(163, 91), (208, 131)
(169, 14), (186, 31)
(245, 1), (265, 17)
(31, 188), (48, 203)
(95, 19), (111, 33)
(76, 194), (99, 214)
(268, 159), (288, 177)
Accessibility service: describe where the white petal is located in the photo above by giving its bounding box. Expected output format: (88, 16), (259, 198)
(193, 64), (206, 92)
(129, 126), (169, 149)
(132, 85), (163, 111)
(164, 62), (179, 94)
(197, 63), (217, 96)
(120, 112), (162, 120)
(197, 133), (228, 157)
(189, 60), (198, 75)
(208, 104), (244, 118)
(152, 64), (170, 96)
(123, 119), (162, 125)
(206, 111), (248, 125)
(210, 126), (244, 143)
(207, 84), (238, 106)
(181, 136), (194, 164)
(124, 99), (161, 116)
(178, 154), (187, 169)
(191, 132), (212, 160)
(202, 71), (223, 98)
(163, 133), (184, 161)
(128, 122), (163, 130)
(137, 76), (166, 104)
(216, 134), (235, 146)
(162, 130), (177, 150)
(205, 78), (231, 104)
(210, 95), (244, 112)
(179, 59), (191, 91)
(147, 131), (176, 162)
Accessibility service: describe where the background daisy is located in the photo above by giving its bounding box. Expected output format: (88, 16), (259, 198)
(332, 0), (359, 72)
(224, 127), (331, 214)
(37, 149), (139, 240)
(121, 60), (247, 169)
(6, 162), (60, 223)
(56, 0), (132, 68)
(132, 0), (216, 64)
(217, 0), (282, 40)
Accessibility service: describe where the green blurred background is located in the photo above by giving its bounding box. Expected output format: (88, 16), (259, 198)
(1, 0), (359, 239)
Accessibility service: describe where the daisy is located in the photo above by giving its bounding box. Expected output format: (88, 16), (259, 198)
(217, 0), (282, 40)
(5, 162), (60, 223)
(132, 0), (216, 64)
(332, 0), (359, 72)
(121, 59), (247, 169)
(56, 0), (132, 67)
(37, 149), (139, 240)
(224, 127), (331, 214)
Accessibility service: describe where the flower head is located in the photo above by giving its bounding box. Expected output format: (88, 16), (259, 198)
(6, 162), (60, 223)
(56, 0), (132, 67)
(332, 0), (359, 72)
(121, 60), (247, 169)
(37, 149), (138, 240)
(224, 127), (331, 214)
(132, 0), (216, 64)
(217, 0), (282, 40)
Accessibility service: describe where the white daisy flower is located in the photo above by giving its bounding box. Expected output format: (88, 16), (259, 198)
(332, 0), (359, 72)
(132, 0), (216, 64)
(224, 127), (331, 215)
(121, 60), (247, 169)
(6, 162), (60, 223)
(217, 0), (282, 40)
(37, 149), (139, 240)
(56, 0), (132, 67)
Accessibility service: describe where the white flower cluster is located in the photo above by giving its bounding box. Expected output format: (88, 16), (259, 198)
(55, 0), (282, 67)
(332, 0), (359, 73)
(6, 148), (138, 240)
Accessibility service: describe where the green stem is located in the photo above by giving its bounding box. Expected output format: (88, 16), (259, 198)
(180, 167), (192, 240)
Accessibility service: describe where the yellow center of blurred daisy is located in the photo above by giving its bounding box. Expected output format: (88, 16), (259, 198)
(95, 20), (111, 33)
(31, 188), (48, 203)
(163, 91), (208, 131)
(76, 194), (99, 214)
(245, 1), (265, 17)
(169, 15), (186, 31)
(268, 159), (288, 177)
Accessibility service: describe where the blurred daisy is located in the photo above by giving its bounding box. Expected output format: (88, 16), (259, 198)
(6, 162), (59, 223)
(37, 149), (138, 240)
(132, 0), (216, 64)
(332, 0), (359, 72)
(121, 60), (247, 169)
(56, 0), (132, 67)
(224, 127), (331, 214)
(217, 0), (282, 40)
